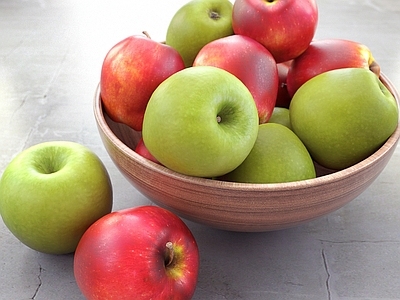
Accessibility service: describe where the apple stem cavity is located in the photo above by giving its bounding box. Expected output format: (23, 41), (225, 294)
(40, 164), (60, 174)
(33, 149), (67, 175)
(209, 10), (221, 21)
(164, 241), (175, 268)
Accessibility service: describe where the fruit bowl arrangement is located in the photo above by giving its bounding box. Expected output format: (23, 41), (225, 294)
(92, 0), (400, 233)
(94, 73), (400, 232)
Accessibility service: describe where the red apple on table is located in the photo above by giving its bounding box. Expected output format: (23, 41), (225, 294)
(275, 60), (293, 108)
(100, 33), (185, 131)
(193, 35), (278, 123)
(286, 38), (380, 97)
(135, 137), (161, 164)
(74, 205), (199, 300)
(232, 0), (318, 63)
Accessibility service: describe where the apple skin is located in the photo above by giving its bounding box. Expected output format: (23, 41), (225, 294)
(268, 107), (292, 130)
(0, 141), (113, 254)
(286, 39), (380, 97)
(100, 34), (185, 131)
(232, 0), (318, 63)
(275, 61), (293, 108)
(220, 123), (316, 184)
(193, 34), (278, 123)
(74, 205), (199, 300)
(289, 68), (398, 170)
(166, 0), (234, 67)
(142, 66), (259, 178)
(135, 138), (161, 164)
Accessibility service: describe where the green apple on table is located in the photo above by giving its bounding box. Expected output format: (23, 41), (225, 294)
(0, 141), (113, 254)
(142, 66), (259, 178)
(166, 0), (234, 67)
(220, 123), (316, 184)
(290, 68), (398, 170)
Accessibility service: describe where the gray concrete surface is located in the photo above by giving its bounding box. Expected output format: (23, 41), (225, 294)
(1, 1), (400, 299)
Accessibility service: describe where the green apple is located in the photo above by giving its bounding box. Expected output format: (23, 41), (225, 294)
(142, 66), (259, 178)
(268, 107), (292, 130)
(289, 68), (398, 170)
(0, 141), (113, 254)
(166, 0), (234, 67)
(220, 123), (316, 183)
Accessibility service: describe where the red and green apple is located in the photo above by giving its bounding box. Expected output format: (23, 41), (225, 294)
(232, 0), (318, 63)
(286, 38), (380, 97)
(135, 138), (161, 164)
(100, 33), (185, 131)
(142, 66), (259, 178)
(74, 205), (199, 300)
(166, 0), (234, 67)
(193, 34), (278, 123)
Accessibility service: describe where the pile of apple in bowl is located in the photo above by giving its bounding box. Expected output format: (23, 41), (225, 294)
(94, 0), (400, 232)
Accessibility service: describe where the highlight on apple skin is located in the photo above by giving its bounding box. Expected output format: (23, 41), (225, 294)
(289, 68), (398, 170)
(232, 0), (319, 63)
(100, 34), (185, 131)
(142, 66), (260, 178)
(74, 205), (200, 300)
(286, 38), (380, 97)
(193, 34), (279, 124)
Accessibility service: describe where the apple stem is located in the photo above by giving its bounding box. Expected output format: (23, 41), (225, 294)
(216, 115), (222, 123)
(164, 241), (174, 267)
(370, 61), (381, 77)
(142, 31), (151, 39)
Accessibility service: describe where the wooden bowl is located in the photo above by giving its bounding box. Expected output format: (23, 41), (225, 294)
(94, 74), (400, 232)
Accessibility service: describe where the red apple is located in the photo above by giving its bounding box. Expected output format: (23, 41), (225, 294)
(74, 205), (199, 300)
(100, 33), (185, 131)
(135, 137), (160, 164)
(275, 60), (293, 108)
(232, 0), (318, 63)
(193, 35), (278, 123)
(286, 38), (380, 97)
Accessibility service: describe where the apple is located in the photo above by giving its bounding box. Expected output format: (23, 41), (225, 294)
(142, 66), (259, 178)
(193, 34), (278, 123)
(100, 33), (185, 131)
(289, 68), (398, 170)
(165, 0), (234, 67)
(0, 141), (113, 254)
(220, 123), (316, 183)
(286, 38), (380, 97)
(268, 107), (292, 130)
(74, 205), (199, 300)
(275, 60), (293, 108)
(232, 0), (318, 63)
(135, 137), (161, 164)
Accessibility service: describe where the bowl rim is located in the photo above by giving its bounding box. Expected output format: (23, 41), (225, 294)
(94, 73), (400, 191)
